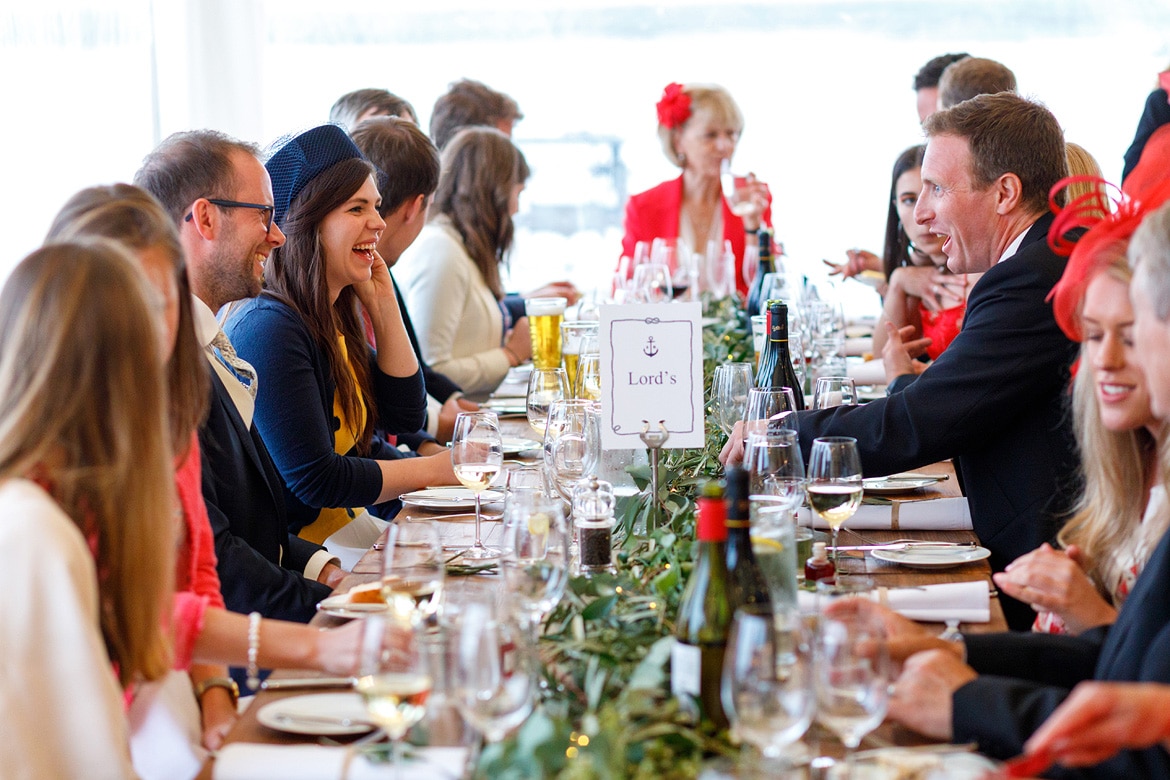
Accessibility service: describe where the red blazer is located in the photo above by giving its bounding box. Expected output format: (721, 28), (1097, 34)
(620, 175), (773, 297)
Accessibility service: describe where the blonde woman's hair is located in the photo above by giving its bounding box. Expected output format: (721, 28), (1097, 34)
(431, 126), (529, 299)
(1057, 252), (1162, 599)
(0, 242), (175, 686)
(657, 83), (744, 168)
(1064, 143), (1110, 221)
(44, 183), (209, 457)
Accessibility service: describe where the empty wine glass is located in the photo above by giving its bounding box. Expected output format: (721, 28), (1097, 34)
(526, 367), (568, 437)
(501, 493), (570, 641)
(743, 386), (800, 441)
(575, 352), (602, 402)
(711, 362), (754, 436)
(448, 602), (536, 750)
(451, 411), (504, 560)
(743, 429), (805, 500)
(814, 609), (890, 777)
(807, 437), (863, 567)
(543, 399), (602, 503)
(381, 520), (444, 626)
(722, 606), (814, 773)
(631, 262), (673, 303)
(812, 376), (858, 410)
(704, 238), (736, 299)
(355, 614), (433, 776)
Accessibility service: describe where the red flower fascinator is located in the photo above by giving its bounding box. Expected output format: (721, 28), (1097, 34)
(1047, 130), (1170, 341)
(656, 82), (692, 129)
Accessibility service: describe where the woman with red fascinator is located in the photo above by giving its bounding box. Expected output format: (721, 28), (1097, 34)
(619, 82), (772, 297)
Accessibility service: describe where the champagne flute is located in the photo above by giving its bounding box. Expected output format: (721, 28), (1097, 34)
(451, 412), (504, 560)
(814, 609), (890, 777)
(381, 520), (444, 626)
(574, 352), (602, 402)
(526, 367), (567, 437)
(807, 437), (863, 566)
(711, 362), (754, 436)
(501, 493), (570, 641)
(355, 614), (433, 776)
(812, 376), (858, 410)
(721, 606), (814, 771)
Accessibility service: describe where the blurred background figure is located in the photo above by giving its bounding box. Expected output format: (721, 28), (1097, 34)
(329, 87), (418, 129)
(937, 56), (1018, 110)
(430, 77), (523, 150)
(913, 51), (970, 123)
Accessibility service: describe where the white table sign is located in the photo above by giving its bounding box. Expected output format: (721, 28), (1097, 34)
(599, 302), (704, 450)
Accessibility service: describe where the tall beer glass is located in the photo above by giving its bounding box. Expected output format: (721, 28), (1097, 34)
(526, 297), (567, 371)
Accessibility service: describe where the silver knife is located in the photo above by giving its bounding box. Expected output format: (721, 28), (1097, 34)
(831, 542), (976, 552)
(260, 676), (356, 691)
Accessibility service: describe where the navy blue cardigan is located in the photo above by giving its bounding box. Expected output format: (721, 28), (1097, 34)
(225, 293), (427, 534)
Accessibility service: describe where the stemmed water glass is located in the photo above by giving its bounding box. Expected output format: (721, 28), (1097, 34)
(711, 362), (754, 436)
(814, 608), (890, 777)
(526, 367), (568, 437)
(807, 437), (863, 566)
(354, 614), (433, 776)
(743, 429), (805, 503)
(743, 386), (800, 441)
(631, 262), (673, 303)
(381, 520), (444, 627)
(500, 492), (570, 642)
(812, 376), (858, 410)
(543, 399), (601, 503)
(451, 411), (504, 560)
(721, 607), (814, 775)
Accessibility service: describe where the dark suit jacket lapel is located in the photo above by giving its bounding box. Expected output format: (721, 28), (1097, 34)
(210, 370), (282, 510)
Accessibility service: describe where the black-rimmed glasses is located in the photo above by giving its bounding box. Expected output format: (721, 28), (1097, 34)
(185, 198), (275, 234)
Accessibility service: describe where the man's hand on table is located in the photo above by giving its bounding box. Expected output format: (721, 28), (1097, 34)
(1025, 681), (1170, 767)
(719, 419), (746, 467)
(882, 322), (931, 384)
(888, 649), (977, 740)
(824, 599), (964, 663)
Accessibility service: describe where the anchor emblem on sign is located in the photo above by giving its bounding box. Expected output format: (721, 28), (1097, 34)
(643, 336), (659, 357)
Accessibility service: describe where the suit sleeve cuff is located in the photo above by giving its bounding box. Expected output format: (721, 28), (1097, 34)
(303, 550), (341, 583)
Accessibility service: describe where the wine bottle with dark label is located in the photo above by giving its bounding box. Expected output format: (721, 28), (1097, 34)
(756, 299), (806, 410)
(723, 466), (773, 617)
(745, 228), (774, 318)
(671, 481), (732, 729)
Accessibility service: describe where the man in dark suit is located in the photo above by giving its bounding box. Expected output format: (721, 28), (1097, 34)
(135, 131), (344, 622)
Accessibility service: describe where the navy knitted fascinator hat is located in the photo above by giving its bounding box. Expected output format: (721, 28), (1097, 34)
(266, 124), (370, 228)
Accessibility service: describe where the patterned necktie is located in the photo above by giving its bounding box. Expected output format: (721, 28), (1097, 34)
(211, 327), (258, 399)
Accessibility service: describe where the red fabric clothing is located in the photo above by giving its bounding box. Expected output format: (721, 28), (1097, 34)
(620, 175), (773, 297)
(174, 433), (224, 609)
(917, 300), (965, 361)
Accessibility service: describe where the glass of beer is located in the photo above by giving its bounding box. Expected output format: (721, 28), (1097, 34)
(561, 321), (599, 397)
(526, 297), (567, 371)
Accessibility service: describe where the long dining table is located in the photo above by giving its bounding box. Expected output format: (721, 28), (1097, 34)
(195, 414), (1003, 779)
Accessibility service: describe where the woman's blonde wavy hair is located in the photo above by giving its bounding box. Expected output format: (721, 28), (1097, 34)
(0, 242), (175, 686)
(1057, 250), (1162, 599)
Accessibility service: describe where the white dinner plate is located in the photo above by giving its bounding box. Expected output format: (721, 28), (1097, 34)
(501, 436), (541, 456)
(855, 384), (887, 402)
(829, 749), (998, 779)
(480, 398), (527, 415)
(256, 693), (375, 736)
(863, 476), (942, 494)
(316, 591), (386, 618)
(871, 545), (991, 570)
(400, 487), (505, 511)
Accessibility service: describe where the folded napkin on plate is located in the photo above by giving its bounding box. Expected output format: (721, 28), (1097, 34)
(844, 337), (872, 357)
(846, 359), (886, 385)
(797, 580), (990, 623)
(214, 744), (467, 780)
(805, 497), (972, 531)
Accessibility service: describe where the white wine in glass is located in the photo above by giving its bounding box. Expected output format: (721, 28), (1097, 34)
(451, 411), (504, 560)
(526, 368), (567, 438)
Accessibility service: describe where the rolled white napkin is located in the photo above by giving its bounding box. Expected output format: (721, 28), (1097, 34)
(844, 337), (872, 357)
(213, 744), (467, 780)
(797, 580), (990, 623)
(805, 497), (972, 531)
(846, 358), (886, 385)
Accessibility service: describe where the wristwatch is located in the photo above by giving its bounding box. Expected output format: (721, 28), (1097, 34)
(193, 676), (240, 707)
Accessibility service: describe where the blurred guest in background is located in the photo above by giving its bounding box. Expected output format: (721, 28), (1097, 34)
(620, 82), (772, 297)
(329, 87), (418, 129)
(914, 51), (970, 123)
(1122, 69), (1170, 184)
(937, 55), (1017, 110)
(430, 77), (522, 150)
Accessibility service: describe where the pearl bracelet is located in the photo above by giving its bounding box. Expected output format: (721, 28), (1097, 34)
(246, 611), (262, 691)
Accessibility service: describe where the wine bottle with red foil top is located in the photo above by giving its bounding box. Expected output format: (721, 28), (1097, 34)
(671, 481), (732, 729)
(745, 228), (775, 318)
(724, 466), (772, 617)
(756, 299), (805, 410)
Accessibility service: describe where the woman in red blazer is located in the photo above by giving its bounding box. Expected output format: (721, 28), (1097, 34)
(620, 82), (773, 297)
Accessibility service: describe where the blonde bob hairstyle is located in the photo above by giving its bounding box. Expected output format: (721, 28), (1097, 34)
(0, 241), (175, 686)
(657, 83), (745, 168)
(1058, 246), (1164, 601)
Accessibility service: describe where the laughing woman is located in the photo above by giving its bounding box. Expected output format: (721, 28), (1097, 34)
(226, 125), (454, 558)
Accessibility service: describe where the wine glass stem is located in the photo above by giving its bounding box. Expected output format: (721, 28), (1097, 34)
(392, 737), (405, 778)
(473, 492), (483, 547)
(831, 526), (840, 569)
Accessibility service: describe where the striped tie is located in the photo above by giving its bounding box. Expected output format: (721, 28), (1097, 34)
(211, 327), (258, 399)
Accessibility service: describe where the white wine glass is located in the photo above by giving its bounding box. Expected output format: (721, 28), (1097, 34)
(807, 437), (863, 567)
(814, 609), (890, 777)
(449, 602), (536, 751)
(721, 606), (814, 772)
(812, 376), (858, 410)
(543, 399), (601, 503)
(355, 614), (433, 776)
(501, 493), (570, 642)
(711, 362), (754, 436)
(381, 520), (444, 627)
(451, 411), (504, 560)
(526, 367), (568, 437)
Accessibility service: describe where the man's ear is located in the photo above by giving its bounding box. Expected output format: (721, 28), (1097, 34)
(994, 173), (1023, 215)
(403, 193), (428, 224)
(185, 198), (219, 239)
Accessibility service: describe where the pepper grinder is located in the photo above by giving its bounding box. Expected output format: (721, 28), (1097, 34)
(572, 477), (617, 575)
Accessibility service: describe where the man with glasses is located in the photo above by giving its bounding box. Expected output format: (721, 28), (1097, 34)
(136, 130), (346, 626)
